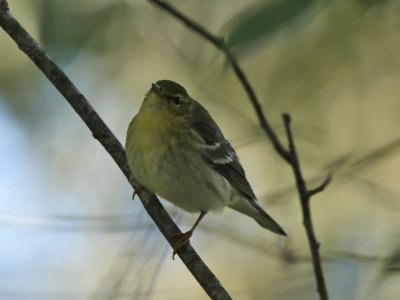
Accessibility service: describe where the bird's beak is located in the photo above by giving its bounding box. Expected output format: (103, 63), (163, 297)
(151, 83), (163, 96)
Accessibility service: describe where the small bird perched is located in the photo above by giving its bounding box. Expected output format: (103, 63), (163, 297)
(126, 80), (286, 258)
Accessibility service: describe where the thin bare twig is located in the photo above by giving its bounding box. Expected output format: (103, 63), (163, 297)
(148, 0), (290, 162)
(308, 175), (332, 197)
(0, 2), (231, 299)
(148, 1), (330, 299)
(283, 114), (328, 300)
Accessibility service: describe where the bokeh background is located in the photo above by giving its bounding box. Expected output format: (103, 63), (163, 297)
(1, 0), (400, 299)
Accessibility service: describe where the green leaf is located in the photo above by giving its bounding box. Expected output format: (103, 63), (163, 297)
(226, 0), (316, 53)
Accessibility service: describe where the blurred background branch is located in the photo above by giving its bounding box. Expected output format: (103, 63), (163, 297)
(148, 0), (290, 162)
(149, 1), (330, 298)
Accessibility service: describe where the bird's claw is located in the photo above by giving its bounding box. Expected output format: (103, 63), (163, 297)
(132, 185), (144, 200)
(172, 231), (193, 259)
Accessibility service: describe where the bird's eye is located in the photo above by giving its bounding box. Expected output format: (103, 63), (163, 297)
(171, 95), (182, 105)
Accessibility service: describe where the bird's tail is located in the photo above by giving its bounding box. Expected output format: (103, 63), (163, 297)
(228, 198), (286, 236)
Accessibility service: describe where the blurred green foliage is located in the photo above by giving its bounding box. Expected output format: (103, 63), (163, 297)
(383, 248), (400, 274)
(39, 0), (127, 62)
(358, 0), (392, 8)
(226, 0), (317, 54)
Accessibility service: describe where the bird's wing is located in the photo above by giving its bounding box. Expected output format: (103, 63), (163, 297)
(190, 102), (256, 200)
(203, 141), (256, 200)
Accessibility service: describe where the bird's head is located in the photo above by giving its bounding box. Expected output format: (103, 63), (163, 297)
(143, 80), (193, 118)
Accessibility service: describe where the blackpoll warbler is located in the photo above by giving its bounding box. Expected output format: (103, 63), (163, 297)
(126, 80), (286, 257)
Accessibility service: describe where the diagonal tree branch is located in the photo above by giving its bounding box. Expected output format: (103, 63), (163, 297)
(148, 1), (330, 299)
(0, 1), (231, 299)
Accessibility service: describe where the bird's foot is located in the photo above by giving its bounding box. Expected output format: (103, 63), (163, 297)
(132, 185), (144, 200)
(172, 230), (193, 259)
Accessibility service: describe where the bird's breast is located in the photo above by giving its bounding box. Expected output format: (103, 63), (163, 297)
(126, 116), (232, 212)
